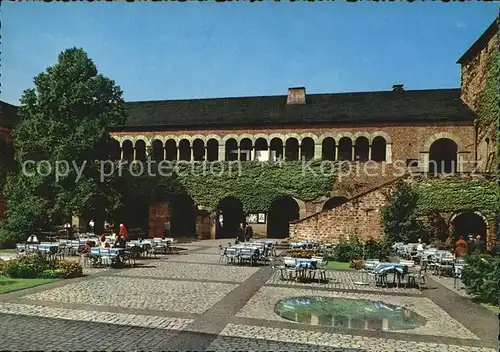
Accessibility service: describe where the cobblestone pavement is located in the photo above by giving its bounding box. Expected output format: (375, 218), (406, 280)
(0, 313), (181, 351)
(235, 285), (478, 339)
(267, 269), (423, 294)
(115, 261), (260, 282)
(23, 276), (238, 314)
(0, 302), (193, 329)
(208, 324), (496, 352)
(0, 242), (496, 351)
(168, 253), (225, 264)
(429, 274), (472, 298)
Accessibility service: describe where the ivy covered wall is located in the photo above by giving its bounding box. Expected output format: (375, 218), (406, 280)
(131, 161), (336, 214)
(415, 176), (499, 219)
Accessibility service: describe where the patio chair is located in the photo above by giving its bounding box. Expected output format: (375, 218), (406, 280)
(406, 263), (427, 290)
(218, 245), (227, 264)
(225, 248), (239, 264)
(312, 256), (328, 283)
(238, 248), (254, 266)
(99, 248), (113, 267)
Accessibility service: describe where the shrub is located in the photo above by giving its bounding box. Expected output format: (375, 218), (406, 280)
(288, 249), (317, 259)
(349, 259), (365, 270)
(55, 260), (83, 279)
(462, 254), (500, 305)
(333, 241), (363, 262)
(38, 269), (66, 279)
(3, 253), (53, 278)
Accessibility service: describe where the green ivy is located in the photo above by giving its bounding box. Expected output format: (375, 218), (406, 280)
(125, 160), (335, 213)
(415, 177), (499, 219)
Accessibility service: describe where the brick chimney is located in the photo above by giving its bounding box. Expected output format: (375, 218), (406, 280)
(286, 87), (306, 105)
(392, 84), (404, 92)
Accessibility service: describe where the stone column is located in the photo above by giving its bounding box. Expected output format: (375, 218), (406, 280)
(368, 144), (372, 160)
(282, 146), (286, 161)
(386, 144), (393, 163)
(204, 147), (207, 161)
(163, 147), (166, 161)
(421, 151), (429, 172)
(335, 147), (339, 161)
(190, 146), (194, 162)
(132, 147), (136, 161)
(120, 148), (123, 160)
(176, 147), (180, 161)
(218, 145), (225, 161)
(314, 143), (322, 160)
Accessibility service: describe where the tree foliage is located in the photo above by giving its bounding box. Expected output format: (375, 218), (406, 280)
(1, 48), (127, 244)
(381, 180), (423, 244)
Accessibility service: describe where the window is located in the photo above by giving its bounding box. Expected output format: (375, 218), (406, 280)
(406, 159), (419, 168)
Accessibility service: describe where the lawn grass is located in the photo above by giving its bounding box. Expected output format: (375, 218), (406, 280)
(0, 276), (57, 294)
(481, 303), (500, 314)
(323, 261), (352, 270)
(0, 248), (16, 253)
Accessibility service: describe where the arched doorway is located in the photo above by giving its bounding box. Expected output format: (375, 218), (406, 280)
(450, 212), (487, 242)
(170, 195), (197, 238)
(429, 138), (458, 174)
(267, 196), (300, 239)
(323, 196), (349, 211)
(109, 138), (121, 161)
(216, 196), (244, 238)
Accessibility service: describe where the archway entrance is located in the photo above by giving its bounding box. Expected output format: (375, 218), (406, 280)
(170, 195), (197, 237)
(267, 196), (299, 239)
(451, 212), (487, 242)
(429, 138), (458, 174)
(216, 197), (244, 239)
(323, 196), (349, 211)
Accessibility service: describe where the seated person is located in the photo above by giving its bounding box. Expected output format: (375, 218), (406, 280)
(26, 234), (39, 244)
(113, 235), (125, 248)
(100, 235), (110, 248)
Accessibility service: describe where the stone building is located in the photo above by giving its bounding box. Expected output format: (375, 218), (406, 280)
(0, 19), (497, 244)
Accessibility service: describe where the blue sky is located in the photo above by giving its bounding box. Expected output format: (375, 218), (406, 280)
(1, 3), (497, 105)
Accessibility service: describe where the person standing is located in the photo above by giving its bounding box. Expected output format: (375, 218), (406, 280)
(466, 234), (476, 254)
(119, 223), (128, 242)
(475, 235), (485, 253)
(89, 219), (95, 234)
(244, 222), (253, 242)
(164, 219), (171, 238)
(454, 236), (468, 257)
(237, 223), (245, 243)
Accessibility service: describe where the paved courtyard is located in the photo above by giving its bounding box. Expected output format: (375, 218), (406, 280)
(0, 240), (497, 351)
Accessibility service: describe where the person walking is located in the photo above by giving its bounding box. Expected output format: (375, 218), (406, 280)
(244, 222), (253, 242)
(236, 223), (245, 243)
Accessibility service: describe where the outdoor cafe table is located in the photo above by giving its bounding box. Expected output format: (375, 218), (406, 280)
(373, 263), (408, 287)
(38, 243), (59, 254)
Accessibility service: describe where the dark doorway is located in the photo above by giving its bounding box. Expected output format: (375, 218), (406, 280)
(429, 138), (458, 174)
(301, 137), (315, 161)
(371, 137), (387, 162)
(451, 212), (487, 242)
(267, 196), (299, 239)
(151, 139), (164, 161)
(338, 137), (353, 161)
(322, 137), (336, 161)
(216, 196), (244, 239)
(135, 140), (146, 161)
(122, 140), (134, 162)
(323, 196), (349, 211)
(170, 194), (197, 237)
(109, 138), (121, 161)
(354, 137), (369, 162)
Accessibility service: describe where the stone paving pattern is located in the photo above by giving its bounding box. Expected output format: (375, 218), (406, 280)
(236, 286), (478, 339)
(0, 240), (497, 351)
(115, 261), (260, 282)
(0, 302), (193, 329)
(209, 324), (496, 352)
(23, 276), (238, 314)
(267, 269), (423, 294)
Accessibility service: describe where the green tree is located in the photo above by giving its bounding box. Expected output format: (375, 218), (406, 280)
(1, 48), (127, 245)
(381, 180), (423, 244)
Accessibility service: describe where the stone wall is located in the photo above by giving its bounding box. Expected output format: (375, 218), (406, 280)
(289, 178), (398, 243)
(460, 29), (498, 172)
(148, 202), (170, 238)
